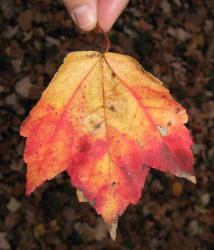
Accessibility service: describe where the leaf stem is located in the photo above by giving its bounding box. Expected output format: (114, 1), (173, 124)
(96, 24), (110, 53)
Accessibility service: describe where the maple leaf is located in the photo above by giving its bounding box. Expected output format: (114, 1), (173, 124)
(20, 51), (195, 240)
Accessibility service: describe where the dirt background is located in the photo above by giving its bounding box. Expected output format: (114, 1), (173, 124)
(0, 0), (214, 249)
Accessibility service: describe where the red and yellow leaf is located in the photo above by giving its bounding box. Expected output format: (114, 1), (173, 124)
(20, 51), (194, 239)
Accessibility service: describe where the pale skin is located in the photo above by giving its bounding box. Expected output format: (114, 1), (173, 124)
(62, 0), (130, 32)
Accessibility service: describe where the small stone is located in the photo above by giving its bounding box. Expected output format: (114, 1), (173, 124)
(15, 76), (33, 98)
(205, 20), (213, 32)
(10, 159), (24, 172)
(74, 222), (94, 242)
(5, 94), (17, 107)
(4, 213), (17, 230)
(143, 205), (150, 216)
(188, 220), (201, 236)
(4, 25), (19, 39)
(94, 218), (108, 241)
(176, 28), (190, 42)
(16, 142), (25, 156)
(46, 36), (60, 46)
(167, 27), (176, 37)
(11, 59), (22, 73)
(173, 0), (181, 7)
(152, 179), (163, 191)
(0, 85), (4, 93)
(7, 197), (21, 213)
(191, 143), (205, 155)
(167, 27), (190, 42)
(161, 0), (171, 14)
(171, 62), (183, 70)
(5, 94), (25, 115)
(62, 207), (80, 222)
(201, 193), (210, 205)
(205, 91), (213, 98)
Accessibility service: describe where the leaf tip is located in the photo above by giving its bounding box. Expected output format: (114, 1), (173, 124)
(26, 182), (34, 196)
(189, 175), (196, 184)
(25, 188), (33, 196)
(178, 172), (196, 184)
(109, 218), (118, 241)
(76, 189), (88, 202)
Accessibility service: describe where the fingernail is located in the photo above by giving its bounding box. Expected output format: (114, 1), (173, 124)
(71, 5), (96, 30)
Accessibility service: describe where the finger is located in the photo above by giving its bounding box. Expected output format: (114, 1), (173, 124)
(62, 0), (98, 31)
(97, 0), (129, 32)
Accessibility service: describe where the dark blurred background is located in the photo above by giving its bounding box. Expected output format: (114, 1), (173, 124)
(0, 0), (214, 249)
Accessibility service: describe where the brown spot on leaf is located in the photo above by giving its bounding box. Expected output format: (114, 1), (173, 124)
(95, 123), (101, 129)
(175, 108), (181, 113)
(112, 72), (116, 78)
(94, 121), (103, 129)
(109, 105), (116, 112)
(79, 140), (90, 153)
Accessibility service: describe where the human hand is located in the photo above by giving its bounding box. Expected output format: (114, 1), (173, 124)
(62, 0), (129, 32)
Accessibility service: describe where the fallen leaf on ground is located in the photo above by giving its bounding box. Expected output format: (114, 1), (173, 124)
(172, 182), (183, 196)
(34, 223), (46, 239)
(20, 51), (195, 240)
(6, 197), (21, 213)
(17, 10), (33, 31)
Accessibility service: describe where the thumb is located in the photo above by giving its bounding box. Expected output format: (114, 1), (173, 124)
(62, 0), (98, 31)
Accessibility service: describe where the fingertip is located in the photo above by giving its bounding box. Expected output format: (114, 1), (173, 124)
(98, 22), (111, 33)
(62, 0), (98, 31)
(71, 5), (97, 31)
(98, 0), (129, 32)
